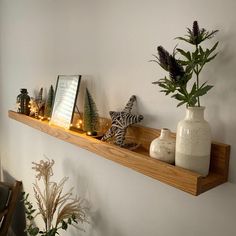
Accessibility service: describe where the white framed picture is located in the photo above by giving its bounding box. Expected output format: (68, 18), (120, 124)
(50, 75), (81, 129)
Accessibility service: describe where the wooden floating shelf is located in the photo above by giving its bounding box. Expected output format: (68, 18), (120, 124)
(8, 110), (230, 196)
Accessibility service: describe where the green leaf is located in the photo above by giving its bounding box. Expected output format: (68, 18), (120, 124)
(152, 54), (159, 60)
(190, 83), (197, 96)
(62, 220), (68, 230)
(203, 30), (219, 41)
(178, 60), (189, 66)
(199, 46), (204, 56)
(177, 101), (186, 107)
(205, 48), (210, 57)
(185, 65), (193, 74)
(209, 41), (219, 53)
(191, 50), (199, 61)
(27, 215), (33, 220)
(158, 83), (168, 89)
(72, 214), (78, 223)
(171, 93), (186, 101)
(149, 59), (159, 64)
(194, 84), (213, 97)
(176, 48), (191, 60)
(30, 209), (36, 214)
(29, 227), (39, 236)
(205, 53), (218, 63)
(189, 97), (198, 107)
(47, 228), (57, 236)
(175, 36), (191, 43)
(152, 81), (160, 85)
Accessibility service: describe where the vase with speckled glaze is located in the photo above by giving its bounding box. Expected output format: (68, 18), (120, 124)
(149, 128), (175, 164)
(175, 106), (211, 176)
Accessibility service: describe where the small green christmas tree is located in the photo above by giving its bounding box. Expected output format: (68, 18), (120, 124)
(83, 88), (99, 135)
(44, 85), (54, 118)
(36, 87), (45, 118)
(37, 87), (43, 101)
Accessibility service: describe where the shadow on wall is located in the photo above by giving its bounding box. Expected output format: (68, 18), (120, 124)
(2, 169), (27, 236)
(208, 29), (236, 183)
(61, 158), (125, 236)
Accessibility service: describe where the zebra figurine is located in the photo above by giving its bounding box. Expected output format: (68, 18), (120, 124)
(102, 95), (143, 147)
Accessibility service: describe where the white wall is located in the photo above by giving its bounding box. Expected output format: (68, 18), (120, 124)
(1, 0), (236, 235)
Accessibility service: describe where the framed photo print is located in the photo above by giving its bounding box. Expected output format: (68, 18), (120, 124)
(50, 75), (81, 129)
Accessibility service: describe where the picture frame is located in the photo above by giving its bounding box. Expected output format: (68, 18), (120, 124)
(50, 75), (81, 129)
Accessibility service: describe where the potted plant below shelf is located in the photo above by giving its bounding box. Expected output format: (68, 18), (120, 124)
(151, 21), (219, 176)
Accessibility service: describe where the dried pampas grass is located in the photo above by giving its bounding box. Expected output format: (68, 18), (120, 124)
(24, 158), (87, 236)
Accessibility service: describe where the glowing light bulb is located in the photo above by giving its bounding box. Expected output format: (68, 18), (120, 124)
(75, 119), (83, 129)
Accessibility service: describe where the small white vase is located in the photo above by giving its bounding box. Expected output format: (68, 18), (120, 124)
(175, 106), (211, 176)
(149, 128), (175, 164)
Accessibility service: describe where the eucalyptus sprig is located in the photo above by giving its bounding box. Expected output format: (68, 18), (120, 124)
(151, 21), (219, 107)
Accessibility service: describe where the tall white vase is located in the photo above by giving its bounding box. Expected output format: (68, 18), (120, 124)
(175, 107), (211, 176)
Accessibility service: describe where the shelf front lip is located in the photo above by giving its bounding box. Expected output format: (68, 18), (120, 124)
(8, 110), (229, 196)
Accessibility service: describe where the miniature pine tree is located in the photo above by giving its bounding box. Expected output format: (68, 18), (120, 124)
(34, 87), (45, 118)
(83, 88), (99, 135)
(44, 85), (54, 118)
(37, 87), (43, 101)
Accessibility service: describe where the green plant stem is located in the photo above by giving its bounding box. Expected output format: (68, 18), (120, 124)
(45, 176), (50, 233)
(196, 73), (200, 106)
(195, 45), (200, 107)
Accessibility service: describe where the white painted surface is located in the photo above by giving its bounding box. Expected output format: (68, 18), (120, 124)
(0, 0), (236, 235)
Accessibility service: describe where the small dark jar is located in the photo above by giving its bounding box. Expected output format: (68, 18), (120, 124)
(16, 88), (30, 115)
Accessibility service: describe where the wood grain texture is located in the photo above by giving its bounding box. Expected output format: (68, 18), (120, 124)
(8, 110), (230, 196)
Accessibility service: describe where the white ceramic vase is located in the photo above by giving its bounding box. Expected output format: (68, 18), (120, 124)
(149, 128), (175, 164)
(175, 106), (211, 176)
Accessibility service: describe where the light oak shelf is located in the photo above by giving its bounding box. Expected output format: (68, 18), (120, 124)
(8, 110), (230, 196)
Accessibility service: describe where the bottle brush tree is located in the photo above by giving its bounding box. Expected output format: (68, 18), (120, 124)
(83, 88), (99, 135)
(44, 85), (54, 119)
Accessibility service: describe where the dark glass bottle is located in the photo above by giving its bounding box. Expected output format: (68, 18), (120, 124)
(16, 88), (30, 115)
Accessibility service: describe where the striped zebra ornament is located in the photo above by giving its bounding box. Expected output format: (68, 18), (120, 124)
(101, 95), (143, 147)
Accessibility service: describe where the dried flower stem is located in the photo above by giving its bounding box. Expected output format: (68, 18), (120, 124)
(24, 158), (87, 236)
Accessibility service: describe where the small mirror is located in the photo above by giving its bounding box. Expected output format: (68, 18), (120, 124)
(50, 75), (81, 129)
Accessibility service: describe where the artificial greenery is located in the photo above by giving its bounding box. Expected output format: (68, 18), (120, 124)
(23, 159), (87, 236)
(37, 88), (43, 101)
(151, 21), (219, 107)
(44, 85), (54, 118)
(83, 88), (99, 135)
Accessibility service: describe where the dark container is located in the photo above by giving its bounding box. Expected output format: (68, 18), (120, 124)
(16, 88), (30, 115)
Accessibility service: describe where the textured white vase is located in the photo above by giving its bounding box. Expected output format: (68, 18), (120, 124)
(175, 106), (211, 176)
(149, 128), (175, 164)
